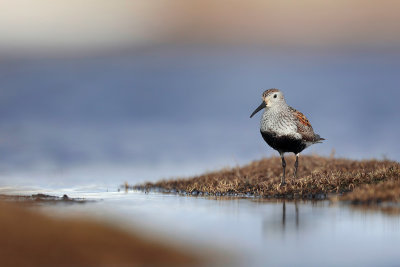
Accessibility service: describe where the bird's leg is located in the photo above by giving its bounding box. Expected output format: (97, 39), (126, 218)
(293, 153), (299, 178)
(280, 153), (286, 186)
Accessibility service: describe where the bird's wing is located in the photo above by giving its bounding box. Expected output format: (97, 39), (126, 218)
(289, 107), (316, 141)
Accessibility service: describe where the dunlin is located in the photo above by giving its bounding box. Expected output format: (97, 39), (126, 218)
(250, 89), (324, 185)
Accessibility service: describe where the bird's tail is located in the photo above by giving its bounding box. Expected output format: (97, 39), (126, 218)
(314, 134), (325, 143)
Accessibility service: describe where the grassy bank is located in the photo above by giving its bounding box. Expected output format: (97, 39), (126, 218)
(0, 200), (200, 267)
(129, 155), (400, 202)
(341, 179), (400, 204)
(0, 193), (88, 204)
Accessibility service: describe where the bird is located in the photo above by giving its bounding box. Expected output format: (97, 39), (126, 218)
(250, 88), (324, 186)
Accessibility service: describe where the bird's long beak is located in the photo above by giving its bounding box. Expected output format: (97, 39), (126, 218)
(250, 101), (266, 118)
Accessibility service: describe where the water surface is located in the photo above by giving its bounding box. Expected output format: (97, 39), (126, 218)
(16, 188), (400, 267)
(0, 47), (399, 189)
(1, 46), (399, 266)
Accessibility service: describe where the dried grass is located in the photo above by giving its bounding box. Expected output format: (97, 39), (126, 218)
(130, 155), (400, 201)
(341, 179), (400, 204)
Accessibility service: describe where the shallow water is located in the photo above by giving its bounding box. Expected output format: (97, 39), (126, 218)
(1, 46), (399, 266)
(0, 47), (400, 191)
(11, 188), (400, 267)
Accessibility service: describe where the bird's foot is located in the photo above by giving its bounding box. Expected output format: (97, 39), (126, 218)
(279, 181), (286, 187)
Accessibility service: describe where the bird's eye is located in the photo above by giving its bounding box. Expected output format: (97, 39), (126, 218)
(273, 94), (277, 98)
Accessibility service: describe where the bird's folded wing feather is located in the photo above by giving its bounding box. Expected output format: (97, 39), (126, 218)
(289, 107), (316, 141)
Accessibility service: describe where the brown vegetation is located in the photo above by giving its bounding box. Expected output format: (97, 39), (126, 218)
(341, 179), (400, 204)
(0, 201), (200, 267)
(130, 155), (400, 202)
(0, 193), (88, 204)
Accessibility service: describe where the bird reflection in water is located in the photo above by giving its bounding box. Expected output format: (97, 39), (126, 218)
(281, 201), (299, 229)
(263, 200), (300, 236)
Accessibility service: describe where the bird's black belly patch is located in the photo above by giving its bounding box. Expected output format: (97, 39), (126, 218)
(260, 131), (306, 154)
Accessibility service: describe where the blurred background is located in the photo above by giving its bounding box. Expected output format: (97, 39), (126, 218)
(0, 0), (399, 189)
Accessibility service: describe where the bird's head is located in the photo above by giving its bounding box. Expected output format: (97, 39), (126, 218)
(250, 88), (285, 118)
